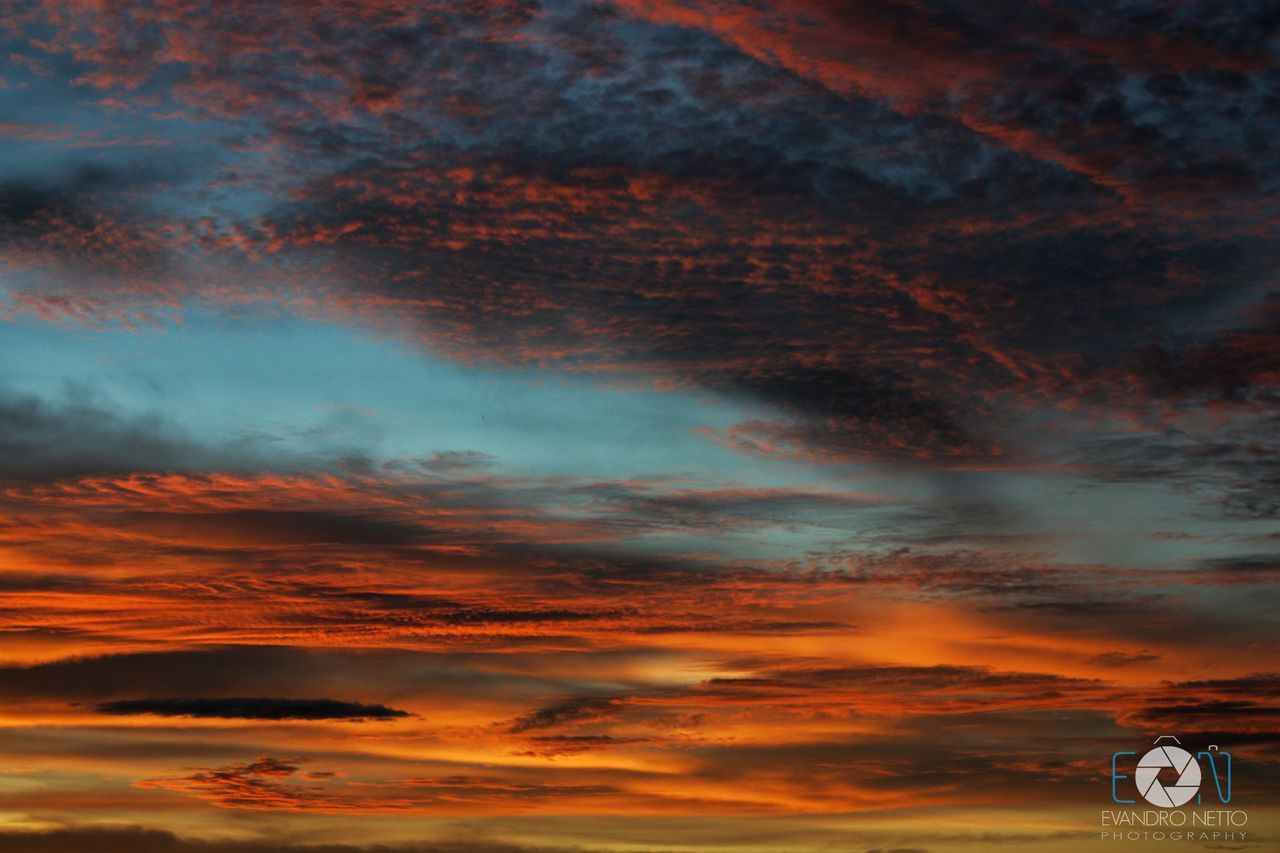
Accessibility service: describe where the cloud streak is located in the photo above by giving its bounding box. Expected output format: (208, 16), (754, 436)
(93, 697), (411, 720)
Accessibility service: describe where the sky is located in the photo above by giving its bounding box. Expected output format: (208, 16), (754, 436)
(0, 1), (1277, 852)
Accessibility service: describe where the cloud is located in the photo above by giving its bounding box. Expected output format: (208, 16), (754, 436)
(0, 648), (421, 705)
(1134, 296), (1280, 404)
(0, 158), (190, 326)
(1191, 555), (1280, 585)
(508, 697), (624, 734)
(697, 663), (1109, 715)
(1114, 673), (1280, 758)
(1068, 416), (1280, 520)
(136, 756), (638, 814)
(110, 509), (426, 548)
(93, 697), (410, 720)
(6, 0), (1277, 468)
(1088, 652), (1161, 668)
(0, 827), (603, 853)
(0, 386), (208, 481)
(4, 461), (893, 546)
(514, 734), (647, 757)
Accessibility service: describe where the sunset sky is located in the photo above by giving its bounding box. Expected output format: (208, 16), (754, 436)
(0, 2), (1278, 851)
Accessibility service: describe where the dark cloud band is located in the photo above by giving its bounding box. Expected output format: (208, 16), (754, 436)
(93, 697), (410, 720)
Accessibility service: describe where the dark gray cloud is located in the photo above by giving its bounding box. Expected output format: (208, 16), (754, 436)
(0, 648), (458, 707)
(1088, 651), (1161, 668)
(0, 828), (605, 853)
(1133, 294), (1280, 405)
(1069, 417), (1280, 520)
(94, 697), (410, 720)
(112, 509), (425, 547)
(1194, 554), (1280, 584)
(0, 386), (208, 482)
(509, 697), (624, 733)
(0, 646), (626, 720)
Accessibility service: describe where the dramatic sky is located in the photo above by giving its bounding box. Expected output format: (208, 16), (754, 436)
(0, 1), (1278, 851)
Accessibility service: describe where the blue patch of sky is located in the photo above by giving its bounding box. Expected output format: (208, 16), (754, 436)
(0, 308), (833, 489)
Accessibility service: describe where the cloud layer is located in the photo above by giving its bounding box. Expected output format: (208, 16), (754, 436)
(0, 2), (1277, 852)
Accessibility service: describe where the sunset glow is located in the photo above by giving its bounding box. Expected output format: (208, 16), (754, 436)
(0, 2), (1278, 852)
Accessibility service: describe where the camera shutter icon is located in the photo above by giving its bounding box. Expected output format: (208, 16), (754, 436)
(1134, 743), (1201, 807)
